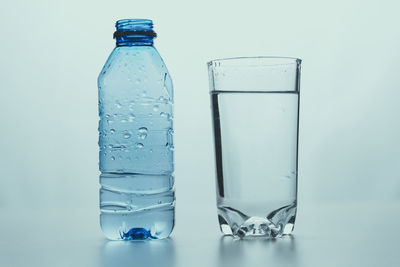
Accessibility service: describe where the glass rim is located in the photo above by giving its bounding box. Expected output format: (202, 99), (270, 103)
(207, 56), (302, 67)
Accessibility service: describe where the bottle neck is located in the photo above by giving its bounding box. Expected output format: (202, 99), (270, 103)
(115, 33), (154, 46)
(114, 19), (156, 47)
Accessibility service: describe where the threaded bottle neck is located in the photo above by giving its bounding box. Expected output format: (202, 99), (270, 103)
(114, 19), (156, 46)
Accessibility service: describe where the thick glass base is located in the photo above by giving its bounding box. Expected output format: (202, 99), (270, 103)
(217, 202), (296, 239)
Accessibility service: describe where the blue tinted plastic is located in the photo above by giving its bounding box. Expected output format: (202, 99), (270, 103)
(98, 19), (174, 240)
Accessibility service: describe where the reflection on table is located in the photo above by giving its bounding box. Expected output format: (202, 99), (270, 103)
(100, 238), (175, 267)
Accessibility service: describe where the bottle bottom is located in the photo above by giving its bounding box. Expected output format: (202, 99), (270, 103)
(99, 172), (175, 240)
(217, 201), (296, 239)
(100, 208), (174, 240)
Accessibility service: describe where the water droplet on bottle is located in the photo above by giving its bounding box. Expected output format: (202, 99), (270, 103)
(135, 78), (141, 84)
(129, 103), (135, 111)
(138, 127), (148, 133)
(121, 119), (127, 123)
(149, 149), (153, 153)
(138, 132), (147, 140)
(111, 156), (115, 160)
(112, 145), (126, 149)
(110, 129), (115, 134)
(115, 101), (122, 108)
(108, 144), (113, 149)
(160, 112), (167, 117)
(136, 143), (144, 148)
(123, 133), (131, 139)
(153, 105), (159, 112)
(128, 115), (135, 122)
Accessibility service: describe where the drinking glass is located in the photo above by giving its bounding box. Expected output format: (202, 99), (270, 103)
(208, 57), (301, 238)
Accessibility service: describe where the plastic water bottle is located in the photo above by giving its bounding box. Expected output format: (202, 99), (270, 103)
(98, 19), (174, 240)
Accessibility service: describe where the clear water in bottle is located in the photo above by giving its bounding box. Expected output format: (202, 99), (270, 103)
(98, 19), (174, 240)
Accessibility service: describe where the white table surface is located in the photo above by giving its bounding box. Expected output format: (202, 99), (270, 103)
(1, 201), (399, 267)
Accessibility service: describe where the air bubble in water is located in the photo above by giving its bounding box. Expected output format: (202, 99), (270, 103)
(123, 132), (131, 139)
(110, 129), (115, 134)
(111, 156), (115, 160)
(153, 105), (159, 112)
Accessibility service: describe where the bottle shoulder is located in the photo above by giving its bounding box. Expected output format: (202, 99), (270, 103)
(98, 46), (171, 82)
(98, 46), (173, 100)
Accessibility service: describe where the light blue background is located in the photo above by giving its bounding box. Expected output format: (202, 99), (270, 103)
(0, 0), (399, 266)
